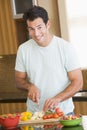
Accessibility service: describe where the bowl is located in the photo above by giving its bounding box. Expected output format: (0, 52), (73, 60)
(60, 115), (82, 127)
(0, 113), (20, 129)
(62, 125), (83, 130)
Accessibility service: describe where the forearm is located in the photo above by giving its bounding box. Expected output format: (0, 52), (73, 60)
(55, 79), (83, 102)
(15, 75), (40, 104)
(15, 76), (32, 91)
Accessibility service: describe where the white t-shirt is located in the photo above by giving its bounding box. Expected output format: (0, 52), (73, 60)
(15, 35), (80, 114)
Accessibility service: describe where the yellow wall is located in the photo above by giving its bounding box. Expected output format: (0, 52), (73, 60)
(0, 0), (18, 55)
(38, 0), (61, 37)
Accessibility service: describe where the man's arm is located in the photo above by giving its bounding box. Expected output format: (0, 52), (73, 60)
(15, 70), (31, 91)
(55, 68), (83, 101)
(43, 68), (83, 111)
(15, 70), (40, 103)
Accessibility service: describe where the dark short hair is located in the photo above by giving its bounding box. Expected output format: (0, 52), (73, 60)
(23, 6), (49, 25)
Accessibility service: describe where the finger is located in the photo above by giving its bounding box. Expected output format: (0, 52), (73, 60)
(30, 93), (35, 102)
(43, 99), (51, 111)
(37, 98), (39, 105)
(44, 99), (57, 111)
(28, 93), (32, 99)
(36, 93), (40, 104)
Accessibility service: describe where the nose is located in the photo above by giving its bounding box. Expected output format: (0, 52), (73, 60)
(34, 28), (40, 36)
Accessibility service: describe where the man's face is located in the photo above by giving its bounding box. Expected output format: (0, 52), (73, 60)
(27, 18), (50, 46)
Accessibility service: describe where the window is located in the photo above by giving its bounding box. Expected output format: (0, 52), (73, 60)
(58, 0), (87, 68)
(11, 0), (37, 19)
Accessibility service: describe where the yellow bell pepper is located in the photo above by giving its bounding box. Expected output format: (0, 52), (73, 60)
(21, 126), (34, 130)
(20, 111), (32, 121)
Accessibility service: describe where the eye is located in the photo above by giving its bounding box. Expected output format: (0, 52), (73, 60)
(37, 26), (42, 30)
(28, 27), (34, 32)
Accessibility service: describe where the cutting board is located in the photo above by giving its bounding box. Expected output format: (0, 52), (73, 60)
(19, 118), (60, 125)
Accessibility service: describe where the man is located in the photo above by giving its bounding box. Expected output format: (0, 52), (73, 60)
(15, 6), (83, 114)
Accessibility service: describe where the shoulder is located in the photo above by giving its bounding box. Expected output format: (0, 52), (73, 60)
(19, 39), (34, 48)
(54, 36), (71, 45)
(17, 39), (37, 53)
(16, 39), (36, 56)
(54, 35), (74, 51)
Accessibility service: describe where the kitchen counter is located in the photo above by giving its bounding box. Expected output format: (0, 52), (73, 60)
(0, 115), (87, 130)
(0, 91), (87, 103)
(0, 91), (27, 103)
(73, 90), (87, 102)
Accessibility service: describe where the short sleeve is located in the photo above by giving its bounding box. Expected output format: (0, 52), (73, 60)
(64, 43), (81, 72)
(15, 46), (26, 72)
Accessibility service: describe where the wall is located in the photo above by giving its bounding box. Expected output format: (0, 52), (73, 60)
(0, 0), (18, 55)
(57, 0), (69, 41)
(38, 0), (61, 37)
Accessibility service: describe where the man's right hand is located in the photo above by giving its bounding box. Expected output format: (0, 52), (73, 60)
(15, 71), (40, 104)
(28, 84), (40, 104)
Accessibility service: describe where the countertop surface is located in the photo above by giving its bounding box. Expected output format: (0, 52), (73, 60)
(0, 115), (87, 130)
(0, 91), (27, 103)
(0, 90), (87, 103)
(73, 90), (87, 101)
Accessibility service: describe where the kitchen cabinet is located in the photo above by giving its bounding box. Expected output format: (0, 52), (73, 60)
(0, 103), (26, 114)
(0, 0), (18, 55)
(82, 69), (87, 90)
(74, 101), (87, 115)
(0, 91), (27, 114)
(0, 102), (87, 115)
(73, 91), (87, 115)
(15, 19), (28, 45)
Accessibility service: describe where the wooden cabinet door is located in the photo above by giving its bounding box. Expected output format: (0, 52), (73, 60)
(0, 103), (26, 114)
(74, 102), (87, 115)
(0, 0), (18, 55)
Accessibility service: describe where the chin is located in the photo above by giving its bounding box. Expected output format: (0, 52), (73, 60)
(35, 39), (44, 45)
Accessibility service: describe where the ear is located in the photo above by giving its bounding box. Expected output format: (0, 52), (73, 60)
(46, 20), (51, 29)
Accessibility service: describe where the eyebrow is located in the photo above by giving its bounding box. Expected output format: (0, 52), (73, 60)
(28, 23), (43, 29)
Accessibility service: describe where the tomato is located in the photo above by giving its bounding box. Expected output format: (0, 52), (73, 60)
(43, 108), (64, 120)
(47, 125), (53, 128)
(71, 115), (78, 120)
(44, 125), (53, 129)
(55, 123), (63, 128)
(43, 115), (48, 120)
(63, 115), (79, 120)
(43, 113), (54, 119)
(50, 114), (54, 118)
(63, 115), (69, 120)
(44, 125), (48, 129)
(53, 113), (59, 118)
(55, 108), (63, 114)
(58, 112), (64, 117)
(8, 114), (13, 118)
(47, 114), (53, 119)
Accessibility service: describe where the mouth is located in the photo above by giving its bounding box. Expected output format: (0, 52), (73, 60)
(35, 34), (43, 41)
